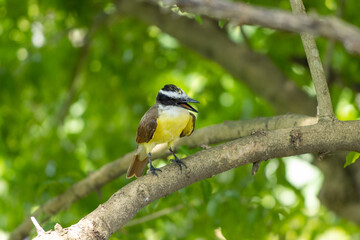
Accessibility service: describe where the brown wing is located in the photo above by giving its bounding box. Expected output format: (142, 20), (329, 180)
(180, 113), (196, 137)
(136, 105), (158, 143)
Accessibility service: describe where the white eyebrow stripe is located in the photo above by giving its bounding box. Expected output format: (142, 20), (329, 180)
(159, 89), (187, 99)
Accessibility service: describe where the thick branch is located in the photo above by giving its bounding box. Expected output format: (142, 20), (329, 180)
(10, 114), (314, 240)
(289, 0), (334, 119)
(164, 0), (360, 55)
(33, 119), (360, 239)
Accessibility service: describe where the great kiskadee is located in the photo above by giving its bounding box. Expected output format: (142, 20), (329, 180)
(126, 84), (199, 178)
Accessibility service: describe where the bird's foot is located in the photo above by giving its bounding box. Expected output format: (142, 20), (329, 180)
(149, 165), (162, 176)
(170, 157), (188, 172)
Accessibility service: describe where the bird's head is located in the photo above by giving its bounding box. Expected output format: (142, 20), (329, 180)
(156, 84), (199, 113)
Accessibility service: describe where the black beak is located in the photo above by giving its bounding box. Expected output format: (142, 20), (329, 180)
(186, 97), (199, 103)
(178, 97), (199, 113)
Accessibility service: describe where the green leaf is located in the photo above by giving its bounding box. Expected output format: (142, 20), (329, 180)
(344, 151), (360, 168)
(194, 15), (202, 24)
(218, 19), (227, 28)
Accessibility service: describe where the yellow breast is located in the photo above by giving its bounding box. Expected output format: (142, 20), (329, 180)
(150, 106), (191, 145)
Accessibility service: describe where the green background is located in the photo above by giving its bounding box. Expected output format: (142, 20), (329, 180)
(1, 0), (360, 239)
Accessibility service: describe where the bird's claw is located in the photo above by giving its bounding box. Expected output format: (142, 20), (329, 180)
(150, 165), (162, 176)
(170, 157), (188, 172)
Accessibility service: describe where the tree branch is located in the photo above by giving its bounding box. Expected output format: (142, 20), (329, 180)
(10, 114), (315, 240)
(163, 0), (360, 55)
(33, 119), (360, 239)
(289, 0), (334, 120)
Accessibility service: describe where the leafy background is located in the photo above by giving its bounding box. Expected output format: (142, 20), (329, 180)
(1, 0), (360, 239)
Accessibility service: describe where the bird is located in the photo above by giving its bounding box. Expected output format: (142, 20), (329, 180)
(126, 84), (199, 178)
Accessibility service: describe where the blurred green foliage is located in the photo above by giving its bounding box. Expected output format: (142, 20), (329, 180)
(1, 0), (360, 239)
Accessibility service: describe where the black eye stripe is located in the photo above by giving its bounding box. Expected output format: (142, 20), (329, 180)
(156, 92), (176, 105)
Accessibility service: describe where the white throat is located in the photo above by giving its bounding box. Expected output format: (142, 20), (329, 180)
(158, 104), (188, 116)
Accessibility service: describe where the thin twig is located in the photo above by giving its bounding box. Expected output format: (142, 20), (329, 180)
(289, 0), (335, 120)
(30, 217), (45, 235)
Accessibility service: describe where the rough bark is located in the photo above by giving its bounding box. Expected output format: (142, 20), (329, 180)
(33, 119), (360, 240)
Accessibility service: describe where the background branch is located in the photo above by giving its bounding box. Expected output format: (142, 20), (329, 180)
(56, 13), (109, 124)
(33, 120), (360, 239)
(289, 0), (334, 119)
(164, 0), (360, 55)
(10, 114), (315, 240)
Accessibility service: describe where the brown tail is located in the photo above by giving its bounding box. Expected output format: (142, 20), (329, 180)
(126, 147), (148, 178)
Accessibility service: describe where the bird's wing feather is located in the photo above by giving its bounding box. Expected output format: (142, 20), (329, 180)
(136, 105), (158, 143)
